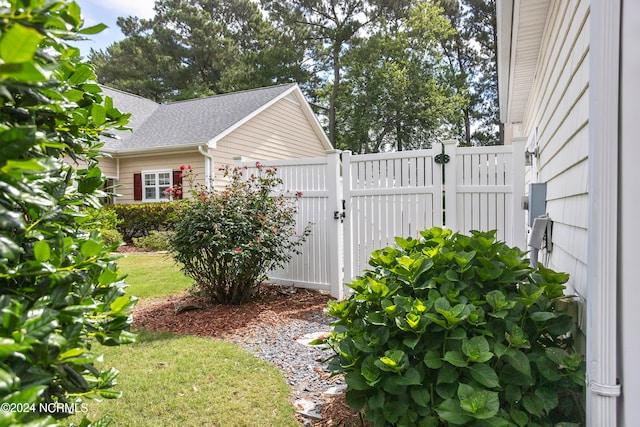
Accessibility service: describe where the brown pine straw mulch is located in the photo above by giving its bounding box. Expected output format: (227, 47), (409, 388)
(132, 282), (366, 426)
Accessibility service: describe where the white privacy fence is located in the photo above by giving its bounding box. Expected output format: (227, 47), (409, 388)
(239, 154), (342, 295)
(236, 140), (526, 299)
(342, 148), (444, 287)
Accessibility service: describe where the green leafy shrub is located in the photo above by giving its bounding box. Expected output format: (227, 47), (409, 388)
(170, 164), (311, 304)
(111, 203), (178, 242)
(133, 230), (173, 251)
(101, 228), (124, 247)
(0, 1), (135, 425)
(80, 207), (123, 248)
(324, 228), (585, 426)
(81, 207), (122, 231)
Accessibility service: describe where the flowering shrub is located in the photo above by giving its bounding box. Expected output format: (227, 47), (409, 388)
(323, 228), (584, 426)
(169, 164), (311, 304)
(165, 164), (197, 200)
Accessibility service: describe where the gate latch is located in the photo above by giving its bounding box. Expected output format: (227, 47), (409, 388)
(435, 154), (450, 164)
(334, 200), (346, 223)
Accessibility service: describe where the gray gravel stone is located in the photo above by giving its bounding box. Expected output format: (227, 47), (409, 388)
(227, 310), (343, 419)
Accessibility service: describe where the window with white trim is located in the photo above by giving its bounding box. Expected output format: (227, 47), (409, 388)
(143, 170), (172, 202)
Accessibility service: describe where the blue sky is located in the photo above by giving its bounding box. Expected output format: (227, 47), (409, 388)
(75, 0), (156, 56)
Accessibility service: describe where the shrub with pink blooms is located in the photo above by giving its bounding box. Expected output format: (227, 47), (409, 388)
(169, 163), (311, 304)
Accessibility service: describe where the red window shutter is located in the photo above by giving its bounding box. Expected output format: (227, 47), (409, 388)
(173, 170), (183, 200)
(133, 173), (142, 201)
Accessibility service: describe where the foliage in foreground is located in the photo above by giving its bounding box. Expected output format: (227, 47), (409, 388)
(0, 1), (135, 425)
(324, 228), (585, 426)
(170, 164), (310, 304)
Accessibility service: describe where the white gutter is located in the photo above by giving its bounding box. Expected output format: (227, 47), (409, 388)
(587, 0), (621, 425)
(495, 0), (513, 124)
(198, 145), (214, 190)
(102, 142), (203, 156)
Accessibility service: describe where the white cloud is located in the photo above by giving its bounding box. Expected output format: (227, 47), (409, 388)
(86, 0), (156, 20)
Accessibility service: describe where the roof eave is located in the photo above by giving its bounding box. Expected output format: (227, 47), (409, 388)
(496, 0), (514, 124)
(207, 84), (332, 151)
(105, 143), (204, 157)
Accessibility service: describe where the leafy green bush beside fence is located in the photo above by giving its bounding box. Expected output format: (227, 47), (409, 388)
(170, 164), (311, 304)
(323, 228), (585, 426)
(110, 203), (178, 242)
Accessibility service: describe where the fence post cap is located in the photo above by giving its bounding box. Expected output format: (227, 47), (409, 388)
(442, 140), (458, 146)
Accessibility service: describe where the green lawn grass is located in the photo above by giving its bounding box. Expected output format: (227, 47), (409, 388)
(116, 252), (193, 299)
(63, 253), (299, 426)
(67, 330), (297, 427)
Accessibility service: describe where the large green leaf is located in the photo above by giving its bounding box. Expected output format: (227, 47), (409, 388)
(436, 398), (473, 425)
(410, 386), (430, 407)
(0, 24), (43, 63)
(443, 350), (468, 367)
(467, 364), (500, 388)
(503, 349), (531, 377)
(345, 371), (369, 391)
(462, 336), (493, 363)
(33, 240), (51, 263)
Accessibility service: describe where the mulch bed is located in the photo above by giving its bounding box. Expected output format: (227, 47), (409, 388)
(132, 282), (366, 426)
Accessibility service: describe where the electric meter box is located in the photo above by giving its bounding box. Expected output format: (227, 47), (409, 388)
(528, 183), (547, 227)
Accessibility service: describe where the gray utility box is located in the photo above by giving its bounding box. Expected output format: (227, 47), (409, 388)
(528, 183), (547, 227)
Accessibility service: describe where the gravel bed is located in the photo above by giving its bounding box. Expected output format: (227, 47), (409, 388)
(226, 310), (344, 419)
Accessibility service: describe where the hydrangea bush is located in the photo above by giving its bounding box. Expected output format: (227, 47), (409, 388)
(324, 228), (585, 426)
(170, 164), (311, 304)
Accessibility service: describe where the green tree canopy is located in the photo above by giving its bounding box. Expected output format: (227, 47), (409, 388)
(90, 0), (500, 149)
(91, 0), (310, 101)
(336, 1), (464, 152)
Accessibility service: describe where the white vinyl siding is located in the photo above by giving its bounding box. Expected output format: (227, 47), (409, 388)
(213, 97), (329, 188)
(520, 0), (590, 298)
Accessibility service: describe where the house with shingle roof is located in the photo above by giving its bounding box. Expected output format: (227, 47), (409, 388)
(98, 83), (332, 204)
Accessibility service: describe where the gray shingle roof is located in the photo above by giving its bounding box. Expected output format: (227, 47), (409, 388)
(101, 83), (298, 153)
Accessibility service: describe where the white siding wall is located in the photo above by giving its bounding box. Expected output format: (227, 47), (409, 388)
(213, 97), (328, 188)
(520, 0), (590, 298)
(99, 156), (118, 178)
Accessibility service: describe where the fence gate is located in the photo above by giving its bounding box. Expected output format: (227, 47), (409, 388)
(342, 148), (443, 287)
(237, 139), (525, 299)
(238, 154), (343, 296)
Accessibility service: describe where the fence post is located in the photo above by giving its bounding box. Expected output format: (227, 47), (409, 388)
(326, 149), (344, 300)
(511, 137), (527, 248)
(341, 151), (353, 290)
(442, 140), (458, 232)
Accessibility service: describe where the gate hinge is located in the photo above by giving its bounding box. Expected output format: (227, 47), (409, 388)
(435, 154), (450, 164)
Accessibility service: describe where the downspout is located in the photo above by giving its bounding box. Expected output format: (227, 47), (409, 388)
(587, 0), (621, 425)
(198, 145), (214, 190)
